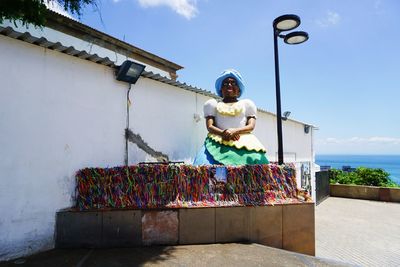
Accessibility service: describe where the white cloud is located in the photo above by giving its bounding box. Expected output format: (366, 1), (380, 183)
(374, 0), (382, 9)
(373, 0), (386, 15)
(316, 11), (340, 28)
(45, 1), (74, 19)
(137, 0), (198, 20)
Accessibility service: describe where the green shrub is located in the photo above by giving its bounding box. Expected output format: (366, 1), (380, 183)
(329, 167), (399, 188)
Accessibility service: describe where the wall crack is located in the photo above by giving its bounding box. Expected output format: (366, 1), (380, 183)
(125, 128), (169, 163)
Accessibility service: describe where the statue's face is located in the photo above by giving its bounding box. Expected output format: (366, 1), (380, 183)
(221, 77), (240, 99)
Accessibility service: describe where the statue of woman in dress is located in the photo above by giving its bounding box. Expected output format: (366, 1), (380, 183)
(194, 69), (269, 165)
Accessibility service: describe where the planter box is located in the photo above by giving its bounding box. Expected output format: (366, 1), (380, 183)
(330, 184), (400, 202)
(56, 203), (315, 256)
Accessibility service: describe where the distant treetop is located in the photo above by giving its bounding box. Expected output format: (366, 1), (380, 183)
(0, 0), (97, 27)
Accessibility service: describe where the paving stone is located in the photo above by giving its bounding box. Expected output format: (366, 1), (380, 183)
(316, 197), (400, 267)
(56, 210), (102, 248)
(390, 188), (400, 202)
(142, 210), (178, 245)
(215, 207), (250, 243)
(179, 208), (215, 244)
(250, 205), (282, 249)
(379, 188), (391, 201)
(282, 203), (315, 256)
(102, 210), (142, 247)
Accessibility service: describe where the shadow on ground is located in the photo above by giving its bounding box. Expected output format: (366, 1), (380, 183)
(0, 246), (177, 267)
(0, 243), (353, 267)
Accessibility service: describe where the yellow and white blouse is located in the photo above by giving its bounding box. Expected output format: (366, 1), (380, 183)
(203, 99), (266, 152)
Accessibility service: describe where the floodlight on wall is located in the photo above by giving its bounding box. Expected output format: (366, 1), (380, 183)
(304, 125), (311, 134)
(116, 60), (146, 84)
(115, 60), (146, 167)
(282, 111), (291, 121)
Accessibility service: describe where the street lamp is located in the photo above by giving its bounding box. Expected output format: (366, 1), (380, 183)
(115, 60), (146, 166)
(273, 14), (308, 165)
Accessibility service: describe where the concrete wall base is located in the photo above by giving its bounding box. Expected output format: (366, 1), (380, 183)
(330, 184), (400, 202)
(56, 204), (315, 256)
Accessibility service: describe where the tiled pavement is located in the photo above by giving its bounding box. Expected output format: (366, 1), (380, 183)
(316, 197), (400, 267)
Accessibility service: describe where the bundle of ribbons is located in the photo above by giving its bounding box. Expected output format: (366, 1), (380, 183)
(75, 164), (310, 210)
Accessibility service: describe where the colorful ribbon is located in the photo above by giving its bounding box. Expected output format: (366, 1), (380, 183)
(75, 164), (311, 210)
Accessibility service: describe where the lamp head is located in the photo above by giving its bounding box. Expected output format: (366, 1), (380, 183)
(284, 31), (309, 45)
(116, 60), (146, 84)
(273, 14), (301, 32)
(282, 111), (291, 121)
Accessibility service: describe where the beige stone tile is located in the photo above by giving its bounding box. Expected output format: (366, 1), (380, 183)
(215, 207), (250, 243)
(142, 210), (178, 245)
(390, 188), (400, 202)
(379, 188), (391, 201)
(250, 205), (282, 249)
(56, 210), (102, 248)
(102, 210), (142, 246)
(330, 184), (380, 200)
(179, 208), (215, 244)
(282, 203), (315, 256)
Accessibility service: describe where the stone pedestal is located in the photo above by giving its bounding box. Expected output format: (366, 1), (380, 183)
(56, 203), (315, 256)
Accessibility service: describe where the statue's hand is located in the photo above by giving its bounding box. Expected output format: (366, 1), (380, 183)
(223, 128), (240, 141)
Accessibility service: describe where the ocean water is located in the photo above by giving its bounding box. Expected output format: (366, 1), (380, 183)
(316, 155), (400, 185)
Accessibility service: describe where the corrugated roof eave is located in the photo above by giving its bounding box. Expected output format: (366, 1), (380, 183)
(0, 24), (316, 127)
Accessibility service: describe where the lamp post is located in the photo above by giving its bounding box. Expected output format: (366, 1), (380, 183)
(115, 60), (146, 166)
(273, 14), (309, 165)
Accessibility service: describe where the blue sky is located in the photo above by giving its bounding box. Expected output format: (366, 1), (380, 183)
(64, 0), (400, 155)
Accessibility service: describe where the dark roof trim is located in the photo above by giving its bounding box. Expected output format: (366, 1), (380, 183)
(45, 10), (183, 75)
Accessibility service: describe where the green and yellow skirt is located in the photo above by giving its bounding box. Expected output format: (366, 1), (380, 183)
(193, 133), (269, 166)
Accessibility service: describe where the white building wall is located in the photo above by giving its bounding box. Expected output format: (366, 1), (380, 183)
(0, 32), (315, 261)
(0, 35), (127, 260)
(128, 79), (206, 163)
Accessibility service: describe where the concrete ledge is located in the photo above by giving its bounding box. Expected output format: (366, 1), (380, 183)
(103, 210), (142, 247)
(179, 208), (216, 244)
(216, 207), (251, 243)
(56, 210), (102, 248)
(330, 184), (400, 202)
(250, 206), (282, 248)
(283, 204), (315, 256)
(56, 204), (315, 256)
(142, 210), (178, 245)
